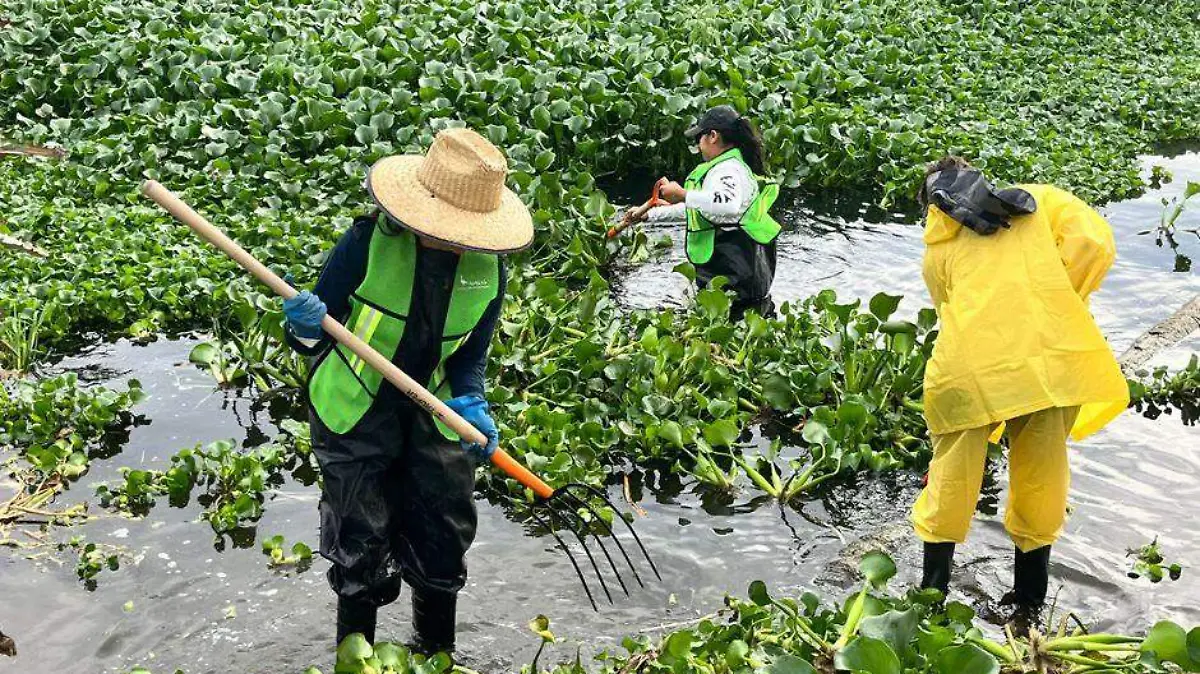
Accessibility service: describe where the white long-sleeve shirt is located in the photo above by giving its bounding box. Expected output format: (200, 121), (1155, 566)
(645, 158), (758, 224)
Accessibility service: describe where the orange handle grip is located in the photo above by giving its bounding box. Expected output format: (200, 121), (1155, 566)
(648, 177), (666, 206)
(607, 178), (670, 239)
(492, 448), (555, 500)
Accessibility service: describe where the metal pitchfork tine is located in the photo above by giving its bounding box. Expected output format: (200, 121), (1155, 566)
(503, 482), (660, 611)
(141, 180), (661, 612)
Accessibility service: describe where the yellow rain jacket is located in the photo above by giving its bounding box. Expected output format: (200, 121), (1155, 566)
(922, 184), (1129, 440)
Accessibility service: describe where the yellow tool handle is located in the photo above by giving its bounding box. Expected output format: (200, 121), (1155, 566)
(141, 180), (556, 499)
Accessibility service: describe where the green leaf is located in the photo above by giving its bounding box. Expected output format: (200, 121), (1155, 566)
(834, 636), (900, 674)
(801, 420), (830, 446)
(337, 633), (374, 663)
(566, 115), (587, 133)
(917, 308), (938, 331)
(673, 262), (697, 283)
(764, 654), (817, 674)
(748, 579), (771, 606)
(665, 630), (693, 659)
(696, 287), (731, 318)
(658, 420), (684, 448)
(726, 639), (750, 668)
(859, 609), (918, 659)
(859, 551), (897, 587)
(869, 293), (903, 321)
(642, 394), (673, 417)
(944, 602), (976, 626)
(373, 643), (406, 668)
(702, 419), (740, 448)
(534, 149), (556, 170)
(354, 125), (378, 144)
(763, 374), (793, 410)
(531, 105), (552, 130)
(917, 626), (956, 655)
(836, 400), (870, 433)
(936, 644), (999, 674)
(1142, 621), (1195, 668)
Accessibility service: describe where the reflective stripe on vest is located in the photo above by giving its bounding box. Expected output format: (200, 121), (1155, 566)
(684, 148), (782, 265)
(308, 225), (499, 438)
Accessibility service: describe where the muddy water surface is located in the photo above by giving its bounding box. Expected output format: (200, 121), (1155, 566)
(1, 153), (1197, 673)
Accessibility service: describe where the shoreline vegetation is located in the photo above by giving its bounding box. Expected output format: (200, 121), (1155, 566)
(2, 0), (1199, 671)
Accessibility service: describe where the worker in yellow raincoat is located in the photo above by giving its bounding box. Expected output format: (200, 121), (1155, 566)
(911, 156), (1129, 629)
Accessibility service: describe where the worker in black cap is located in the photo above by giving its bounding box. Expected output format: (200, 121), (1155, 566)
(629, 105), (781, 321)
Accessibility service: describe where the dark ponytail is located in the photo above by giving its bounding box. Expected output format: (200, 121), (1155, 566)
(722, 117), (766, 176)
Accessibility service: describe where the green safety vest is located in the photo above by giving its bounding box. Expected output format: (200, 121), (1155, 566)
(684, 148), (782, 265)
(308, 226), (500, 439)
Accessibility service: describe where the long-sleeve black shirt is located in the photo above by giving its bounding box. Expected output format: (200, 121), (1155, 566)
(286, 215), (505, 401)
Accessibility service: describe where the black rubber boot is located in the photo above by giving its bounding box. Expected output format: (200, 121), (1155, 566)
(336, 597), (378, 648)
(920, 542), (955, 595)
(1001, 545), (1051, 634)
(410, 588), (457, 655)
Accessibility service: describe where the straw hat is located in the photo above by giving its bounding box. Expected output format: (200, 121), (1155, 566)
(366, 128), (534, 253)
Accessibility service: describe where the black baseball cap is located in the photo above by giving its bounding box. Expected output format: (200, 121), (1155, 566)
(684, 105), (742, 139)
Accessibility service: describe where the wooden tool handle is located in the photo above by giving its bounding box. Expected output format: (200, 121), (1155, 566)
(142, 180), (556, 499)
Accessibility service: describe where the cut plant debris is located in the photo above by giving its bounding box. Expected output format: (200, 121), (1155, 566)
(1139, 180), (1200, 273)
(62, 535), (123, 590)
(261, 534), (314, 571)
(1129, 355), (1200, 426)
(1127, 537), (1184, 583)
(1, 374), (144, 542)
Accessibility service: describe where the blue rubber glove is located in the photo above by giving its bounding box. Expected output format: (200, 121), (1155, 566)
(282, 287), (327, 340)
(445, 395), (498, 461)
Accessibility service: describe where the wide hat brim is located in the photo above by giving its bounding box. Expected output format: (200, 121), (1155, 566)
(366, 155), (534, 254)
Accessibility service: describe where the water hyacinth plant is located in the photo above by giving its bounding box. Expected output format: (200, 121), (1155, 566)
(96, 423), (317, 547)
(0, 0), (1198, 670)
(527, 551), (1200, 674)
(482, 271), (936, 500)
(1, 374), (145, 543)
(3, 0), (1200, 360)
(116, 551), (1200, 673)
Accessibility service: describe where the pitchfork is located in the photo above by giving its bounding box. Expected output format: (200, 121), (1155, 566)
(142, 181), (660, 611)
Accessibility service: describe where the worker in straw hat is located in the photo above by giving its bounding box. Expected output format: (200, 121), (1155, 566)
(281, 128), (533, 654)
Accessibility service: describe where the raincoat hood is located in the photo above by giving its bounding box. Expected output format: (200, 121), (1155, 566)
(922, 169), (1037, 244)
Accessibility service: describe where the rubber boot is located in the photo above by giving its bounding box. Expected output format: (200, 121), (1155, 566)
(1000, 545), (1051, 635)
(336, 597), (378, 648)
(920, 542), (955, 596)
(410, 588), (457, 656)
